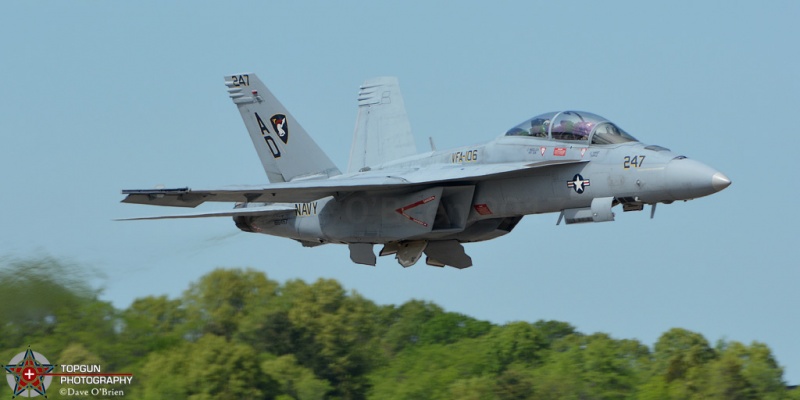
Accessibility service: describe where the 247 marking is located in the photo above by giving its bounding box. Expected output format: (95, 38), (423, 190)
(623, 155), (646, 169)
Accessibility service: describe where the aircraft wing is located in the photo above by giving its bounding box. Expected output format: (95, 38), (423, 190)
(121, 176), (410, 207)
(116, 204), (296, 220)
(121, 159), (586, 207)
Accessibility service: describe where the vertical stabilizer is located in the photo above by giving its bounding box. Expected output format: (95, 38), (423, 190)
(348, 77), (417, 173)
(225, 73), (341, 183)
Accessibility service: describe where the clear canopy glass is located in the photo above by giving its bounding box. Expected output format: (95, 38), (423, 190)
(505, 111), (637, 144)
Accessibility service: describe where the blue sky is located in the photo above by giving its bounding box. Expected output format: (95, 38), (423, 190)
(2, 1), (799, 384)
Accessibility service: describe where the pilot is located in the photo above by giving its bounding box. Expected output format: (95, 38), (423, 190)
(552, 120), (574, 140)
(529, 118), (550, 137)
(505, 127), (527, 136)
(574, 121), (593, 140)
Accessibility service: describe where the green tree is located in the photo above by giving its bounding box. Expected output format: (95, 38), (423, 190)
(282, 279), (383, 399)
(531, 333), (649, 400)
(493, 363), (535, 400)
(58, 343), (107, 400)
(697, 348), (753, 399)
(652, 328), (716, 382)
(118, 295), (186, 365)
(485, 322), (548, 372)
(531, 320), (576, 344)
(1, 260), (795, 400)
(0, 258), (118, 366)
(134, 334), (277, 400)
(694, 340), (788, 400)
(418, 311), (492, 345)
(368, 338), (493, 400)
(182, 268), (280, 341)
(732, 341), (787, 399)
(261, 354), (332, 400)
(448, 375), (500, 400)
(379, 300), (444, 354)
(644, 327), (717, 398)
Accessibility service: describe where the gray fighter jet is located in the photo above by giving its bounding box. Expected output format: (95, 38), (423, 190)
(121, 73), (731, 268)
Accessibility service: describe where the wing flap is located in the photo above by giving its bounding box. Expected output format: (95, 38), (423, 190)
(121, 159), (586, 207)
(121, 188), (211, 207)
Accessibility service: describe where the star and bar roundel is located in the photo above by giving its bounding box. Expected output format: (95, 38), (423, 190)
(567, 174), (591, 194)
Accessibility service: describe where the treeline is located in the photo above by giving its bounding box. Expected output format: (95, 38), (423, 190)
(0, 258), (796, 399)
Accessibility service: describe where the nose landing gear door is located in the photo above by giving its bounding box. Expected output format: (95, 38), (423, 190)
(557, 197), (615, 225)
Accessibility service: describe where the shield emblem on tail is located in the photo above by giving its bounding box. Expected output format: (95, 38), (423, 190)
(270, 114), (289, 144)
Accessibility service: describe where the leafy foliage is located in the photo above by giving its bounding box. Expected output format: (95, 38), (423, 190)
(0, 260), (794, 399)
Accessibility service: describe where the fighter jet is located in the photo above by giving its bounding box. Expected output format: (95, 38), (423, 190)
(121, 73), (731, 268)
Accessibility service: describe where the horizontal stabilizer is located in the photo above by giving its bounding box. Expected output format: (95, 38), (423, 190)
(121, 159), (587, 207)
(117, 204), (295, 221)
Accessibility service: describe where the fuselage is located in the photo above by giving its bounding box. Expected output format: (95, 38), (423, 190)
(236, 130), (730, 245)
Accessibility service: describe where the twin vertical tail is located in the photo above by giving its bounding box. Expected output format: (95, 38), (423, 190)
(348, 77), (417, 173)
(225, 73), (341, 183)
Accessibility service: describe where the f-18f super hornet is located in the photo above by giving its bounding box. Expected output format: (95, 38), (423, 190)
(121, 73), (731, 268)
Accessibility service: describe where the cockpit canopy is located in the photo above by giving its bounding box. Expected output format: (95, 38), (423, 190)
(505, 111), (638, 145)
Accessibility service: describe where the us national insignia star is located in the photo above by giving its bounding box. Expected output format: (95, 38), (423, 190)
(567, 174), (591, 194)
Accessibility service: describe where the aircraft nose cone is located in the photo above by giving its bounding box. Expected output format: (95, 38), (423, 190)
(711, 172), (731, 192)
(664, 158), (730, 200)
